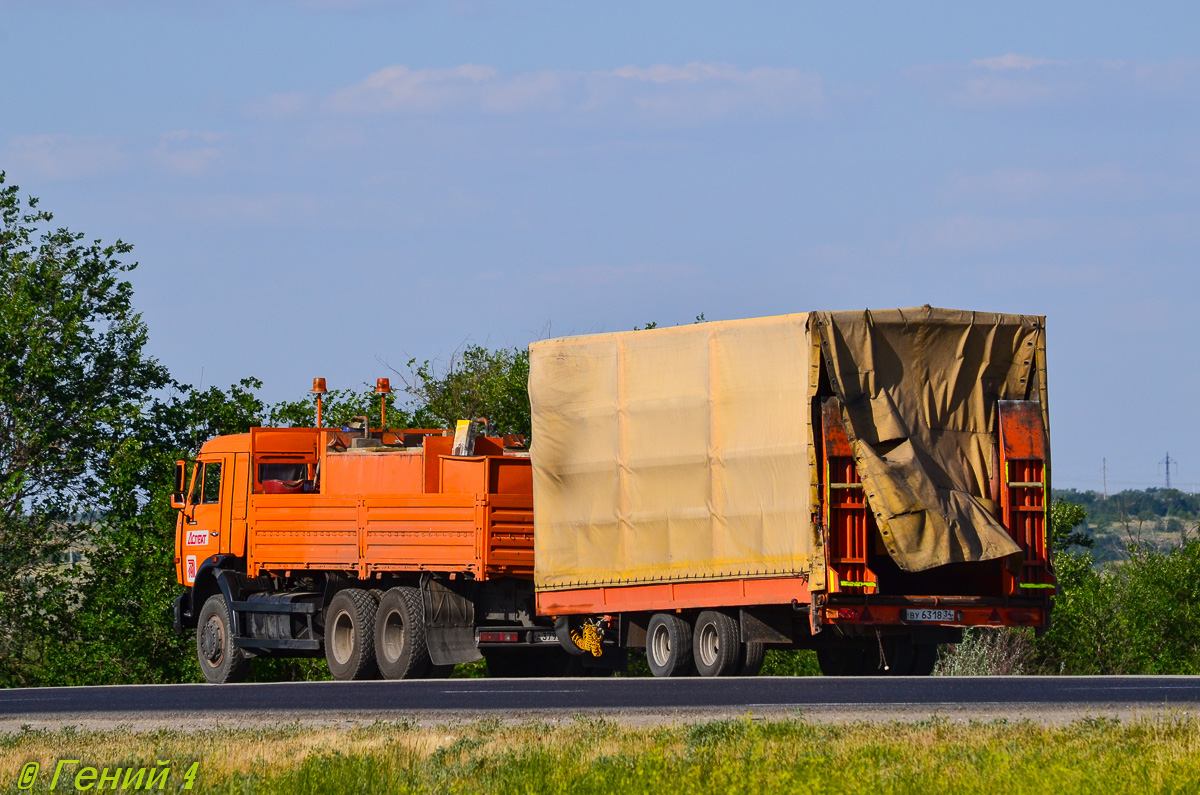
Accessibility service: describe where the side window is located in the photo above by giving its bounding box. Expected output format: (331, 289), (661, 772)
(202, 462), (223, 504)
(188, 462), (203, 505)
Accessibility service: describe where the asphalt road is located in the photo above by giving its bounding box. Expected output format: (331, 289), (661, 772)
(2, 676), (1199, 716)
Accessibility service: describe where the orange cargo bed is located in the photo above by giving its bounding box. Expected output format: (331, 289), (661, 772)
(244, 429), (533, 580)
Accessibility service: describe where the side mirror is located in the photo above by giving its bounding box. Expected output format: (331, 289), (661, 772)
(170, 461), (186, 509)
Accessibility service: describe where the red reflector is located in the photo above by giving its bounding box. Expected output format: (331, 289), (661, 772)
(836, 608), (859, 620)
(859, 607), (874, 622)
(479, 631), (521, 643)
(1007, 611), (1039, 623)
(987, 609), (1002, 624)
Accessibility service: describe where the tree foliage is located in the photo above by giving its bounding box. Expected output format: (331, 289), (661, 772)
(0, 173), (169, 685)
(1034, 540), (1200, 675)
(1050, 498), (1093, 550)
(268, 385), (412, 431)
(41, 380), (270, 684)
(398, 345), (531, 437)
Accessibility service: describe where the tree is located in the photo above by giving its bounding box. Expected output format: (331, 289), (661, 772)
(398, 345), (531, 437)
(1050, 498), (1093, 551)
(269, 385), (412, 431)
(43, 379), (270, 684)
(0, 172), (170, 686)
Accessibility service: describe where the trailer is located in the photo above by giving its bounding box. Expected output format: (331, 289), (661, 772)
(530, 307), (1054, 676)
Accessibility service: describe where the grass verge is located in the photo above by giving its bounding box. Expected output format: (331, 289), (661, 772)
(4, 714), (1200, 793)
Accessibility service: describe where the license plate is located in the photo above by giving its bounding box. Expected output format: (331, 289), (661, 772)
(533, 631), (559, 644)
(903, 608), (956, 623)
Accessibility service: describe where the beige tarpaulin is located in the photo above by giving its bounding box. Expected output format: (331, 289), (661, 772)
(529, 314), (819, 591)
(529, 307), (1049, 591)
(813, 307), (1048, 572)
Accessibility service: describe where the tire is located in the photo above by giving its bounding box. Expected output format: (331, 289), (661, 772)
(324, 588), (379, 681)
(693, 611), (741, 677)
(738, 642), (766, 676)
(196, 594), (249, 684)
(817, 645), (868, 676)
(375, 587), (430, 680)
(646, 613), (694, 677)
(881, 636), (917, 676)
(911, 643), (938, 676)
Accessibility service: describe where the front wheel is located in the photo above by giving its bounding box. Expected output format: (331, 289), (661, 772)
(197, 594), (249, 684)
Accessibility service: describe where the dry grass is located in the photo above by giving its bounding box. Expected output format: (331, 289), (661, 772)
(4, 714), (1200, 793)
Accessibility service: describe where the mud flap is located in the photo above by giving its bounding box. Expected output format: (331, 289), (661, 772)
(422, 575), (483, 666)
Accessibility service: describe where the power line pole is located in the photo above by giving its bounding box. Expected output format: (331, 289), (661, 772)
(1102, 458), (1107, 500)
(1160, 452), (1177, 490)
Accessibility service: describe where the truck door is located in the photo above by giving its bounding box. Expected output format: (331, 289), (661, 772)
(181, 457), (230, 585)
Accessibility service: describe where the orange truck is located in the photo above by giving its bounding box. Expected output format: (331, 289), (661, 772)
(171, 416), (575, 683)
(174, 307), (1054, 681)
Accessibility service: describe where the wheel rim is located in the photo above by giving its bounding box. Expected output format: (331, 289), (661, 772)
(330, 608), (355, 665)
(650, 623), (672, 668)
(381, 607), (406, 663)
(200, 615), (225, 666)
(698, 621), (719, 667)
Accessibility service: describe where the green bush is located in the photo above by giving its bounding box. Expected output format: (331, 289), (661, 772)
(1034, 540), (1200, 674)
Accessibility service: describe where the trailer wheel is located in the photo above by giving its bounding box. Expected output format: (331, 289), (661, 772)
(911, 643), (938, 676)
(196, 594), (249, 684)
(881, 636), (917, 676)
(646, 613), (693, 677)
(693, 611), (740, 677)
(324, 588), (379, 681)
(816, 645), (868, 676)
(375, 587), (430, 680)
(738, 642), (765, 676)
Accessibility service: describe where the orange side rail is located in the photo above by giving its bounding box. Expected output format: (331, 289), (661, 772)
(821, 397), (878, 596)
(998, 400), (1055, 596)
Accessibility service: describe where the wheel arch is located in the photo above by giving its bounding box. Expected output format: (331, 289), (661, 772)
(188, 555), (242, 632)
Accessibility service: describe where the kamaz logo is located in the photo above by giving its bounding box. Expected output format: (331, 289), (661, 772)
(185, 530), (208, 547)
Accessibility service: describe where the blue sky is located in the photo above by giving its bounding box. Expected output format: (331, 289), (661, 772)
(2, 2), (1198, 492)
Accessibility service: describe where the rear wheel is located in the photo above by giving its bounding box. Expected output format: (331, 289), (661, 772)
(646, 613), (694, 677)
(817, 645), (869, 676)
(911, 643), (939, 676)
(693, 611), (741, 677)
(324, 588), (379, 681)
(884, 636), (917, 676)
(738, 642), (766, 676)
(197, 594), (249, 684)
(375, 587), (430, 680)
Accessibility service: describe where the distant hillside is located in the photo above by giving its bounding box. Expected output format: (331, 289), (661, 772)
(1052, 488), (1200, 562)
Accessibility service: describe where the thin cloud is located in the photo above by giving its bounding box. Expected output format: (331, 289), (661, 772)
(970, 54), (1060, 71)
(152, 130), (226, 176)
(1, 134), (130, 180)
(944, 165), (1148, 205)
(255, 61), (825, 123)
(326, 63), (499, 114)
(911, 55), (1200, 110)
